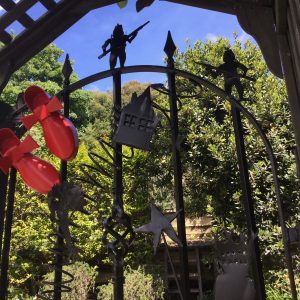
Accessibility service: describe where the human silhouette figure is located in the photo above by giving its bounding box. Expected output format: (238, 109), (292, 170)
(216, 49), (248, 100)
(102, 24), (137, 69)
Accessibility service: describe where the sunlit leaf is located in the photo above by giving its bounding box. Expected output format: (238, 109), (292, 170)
(117, 0), (128, 9)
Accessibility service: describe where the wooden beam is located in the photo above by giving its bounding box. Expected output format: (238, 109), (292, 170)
(277, 34), (300, 170)
(0, 0), (36, 29)
(164, 0), (235, 14)
(289, 0), (300, 37)
(73, 0), (118, 13)
(237, 5), (283, 78)
(0, 0), (37, 31)
(0, 0), (117, 91)
(164, 0), (273, 15)
(275, 0), (288, 34)
(287, 10), (300, 85)
(39, 0), (57, 10)
(0, 30), (12, 44)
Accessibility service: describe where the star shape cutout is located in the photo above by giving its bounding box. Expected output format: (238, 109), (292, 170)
(135, 203), (182, 254)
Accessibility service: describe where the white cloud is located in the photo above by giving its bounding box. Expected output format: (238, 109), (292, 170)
(205, 33), (218, 43)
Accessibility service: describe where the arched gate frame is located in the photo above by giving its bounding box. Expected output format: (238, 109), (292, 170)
(53, 36), (297, 299)
(0, 33), (298, 300)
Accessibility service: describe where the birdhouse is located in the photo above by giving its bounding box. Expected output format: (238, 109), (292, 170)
(113, 87), (160, 150)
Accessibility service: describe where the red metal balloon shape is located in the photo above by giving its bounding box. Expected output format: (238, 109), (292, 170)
(0, 128), (61, 194)
(22, 85), (78, 161)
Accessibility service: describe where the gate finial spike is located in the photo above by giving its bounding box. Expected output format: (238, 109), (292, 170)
(164, 31), (176, 61)
(62, 53), (73, 81)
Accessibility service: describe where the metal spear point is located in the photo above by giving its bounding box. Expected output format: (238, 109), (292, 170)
(164, 31), (176, 62)
(62, 54), (73, 82)
(135, 203), (182, 254)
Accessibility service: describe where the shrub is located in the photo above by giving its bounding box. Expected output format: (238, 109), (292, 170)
(39, 261), (97, 300)
(265, 268), (300, 300)
(7, 287), (31, 300)
(97, 266), (164, 300)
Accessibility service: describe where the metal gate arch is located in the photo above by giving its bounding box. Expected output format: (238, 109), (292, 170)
(57, 64), (297, 300)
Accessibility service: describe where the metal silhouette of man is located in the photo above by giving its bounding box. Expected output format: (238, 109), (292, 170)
(101, 24), (137, 69)
(216, 49), (248, 100)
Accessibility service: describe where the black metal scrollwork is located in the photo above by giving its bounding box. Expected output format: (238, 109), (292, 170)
(38, 182), (89, 300)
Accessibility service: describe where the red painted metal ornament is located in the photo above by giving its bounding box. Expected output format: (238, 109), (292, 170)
(22, 85), (78, 161)
(0, 128), (61, 194)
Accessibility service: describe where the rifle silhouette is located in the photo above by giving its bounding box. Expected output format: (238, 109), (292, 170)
(98, 21), (150, 60)
(196, 61), (256, 82)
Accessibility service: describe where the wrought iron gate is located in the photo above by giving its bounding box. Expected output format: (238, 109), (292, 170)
(0, 31), (298, 300)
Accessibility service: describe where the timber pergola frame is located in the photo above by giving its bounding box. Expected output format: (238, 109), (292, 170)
(0, 0), (299, 159)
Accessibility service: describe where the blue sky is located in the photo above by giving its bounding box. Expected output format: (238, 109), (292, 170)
(2, 1), (251, 92)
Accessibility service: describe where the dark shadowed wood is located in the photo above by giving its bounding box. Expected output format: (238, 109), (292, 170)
(39, 0), (57, 10)
(0, 0), (118, 91)
(0, 0), (36, 29)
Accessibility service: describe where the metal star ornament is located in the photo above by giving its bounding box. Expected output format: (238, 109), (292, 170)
(135, 203), (182, 254)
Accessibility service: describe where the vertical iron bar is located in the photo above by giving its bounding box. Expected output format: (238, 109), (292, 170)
(113, 71), (123, 209)
(53, 232), (64, 300)
(60, 53), (72, 183)
(274, 179), (298, 300)
(293, 147), (300, 180)
(53, 55), (72, 300)
(271, 145), (298, 298)
(112, 70), (124, 300)
(231, 105), (266, 300)
(275, 34), (299, 300)
(162, 233), (184, 300)
(167, 62), (190, 299)
(0, 173), (8, 261)
(0, 168), (17, 299)
(60, 64), (70, 182)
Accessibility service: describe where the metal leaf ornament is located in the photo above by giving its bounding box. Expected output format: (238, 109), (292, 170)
(136, 0), (155, 12)
(48, 182), (88, 257)
(135, 203), (182, 254)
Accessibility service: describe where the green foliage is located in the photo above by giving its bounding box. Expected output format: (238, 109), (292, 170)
(266, 286), (291, 300)
(83, 91), (113, 142)
(9, 181), (50, 294)
(41, 261), (97, 300)
(83, 34), (300, 272)
(8, 145), (109, 294)
(2, 44), (109, 294)
(174, 34), (300, 235)
(1, 43), (93, 129)
(7, 286), (31, 300)
(117, 0), (128, 8)
(5, 33), (300, 298)
(266, 269), (300, 299)
(97, 266), (165, 300)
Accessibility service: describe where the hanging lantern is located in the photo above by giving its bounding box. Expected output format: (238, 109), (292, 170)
(113, 87), (160, 150)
